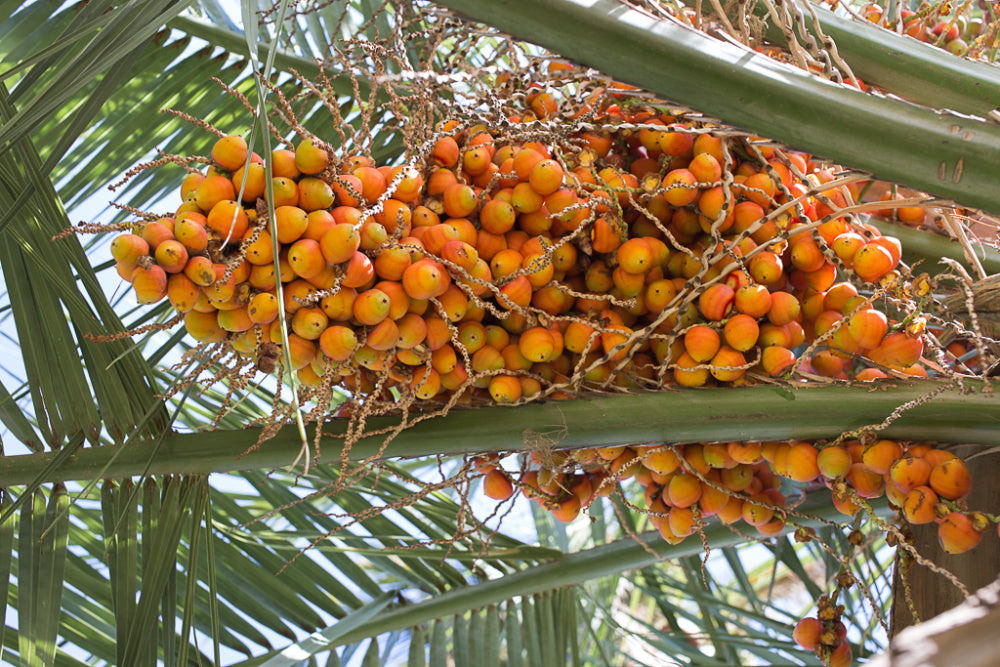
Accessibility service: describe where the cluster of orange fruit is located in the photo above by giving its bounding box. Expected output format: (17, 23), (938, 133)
(861, 2), (984, 56)
(109, 89), (929, 403)
(479, 437), (988, 555)
(481, 435), (990, 665)
(793, 593), (853, 667)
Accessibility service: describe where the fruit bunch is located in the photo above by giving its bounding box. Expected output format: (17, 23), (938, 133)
(478, 436), (991, 553)
(109, 85), (933, 408)
(859, 1), (992, 56)
(793, 593), (853, 667)
(476, 426), (995, 665)
(104, 70), (991, 665)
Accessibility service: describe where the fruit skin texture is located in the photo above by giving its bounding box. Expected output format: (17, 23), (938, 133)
(111, 233), (149, 268)
(861, 439), (902, 475)
(402, 259), (450, 300)
(928, 458), (971, 500)
(938, 512), (982, 554)
(792, 617), (822, 649)
(482, 468), (515, 500)
(785, 442), (819, 483)
(902, 485), (938, 524)
(212, 135), (248, 171)
(698, 284), (735, 321)
(132, 265), (168, 304)
(889, 456), (931, 494)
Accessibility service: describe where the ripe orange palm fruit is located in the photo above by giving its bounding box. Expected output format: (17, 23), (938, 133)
(111, 233), (150, 268)
(868, 331), (924, 369)
(132, 265), (168, 304)
(852, 242), (895, 282)
(401, 259), (450, 300)
(666, 473), (702, 508)
(166, 273), (200, 312)
(683, 325), (721, 363)
(616, 237), (655, 274)
(760, 346), (796, 376)
(698, 283), (735, 321)
(817, 446), (852, 480)
(482, 468), (515, 500)
(793, 618), (822, 650)
(142, 219), (175, 250)
(741, 495), (775, 527)
(339, 251), (375, 288)
(217, 307), (254, 333)
(295, 139), (330, 175)
(661, 169), (699, 206)
(488, 375), (523, 403)
(938, 512), (982, 554)
(409, 365), (441, 399)
(928, 458), (972, 500)
(195, 176), (237, 214)
(785, 442), (820, 482)
(184, 309), (225, 343)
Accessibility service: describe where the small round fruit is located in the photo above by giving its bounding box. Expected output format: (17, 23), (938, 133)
(928, 458), (972, 500)
(709, 345), (746, 383)
(817, 446), (852, 480)
(861, 439), (903, 475)
(287, 238), (327, 280)
(793, 618), (822, 650)
(853, 243), (895, 282)
(353, 288), (391, 326)
(684, 325), (721, 363)
(402, 259), (450, 300)
(938, 512), (982, 554)
(889, 456), (932, 494)
(154, 239), (188, 273)
(489, 375), (523, 404)
(247, 292), (279, 325)
(195, 177), (237, 216)
(110, 233), (150, 268)
(785, 442), (820, 482)
(132, 265), (168, 304)
(295, 139), (330, 174)
(166, 273), (199, 313)
(698, 283), (735, 321)
(206, 199), (249, 241)
(319, 325), (358, 362)
(760, 346), (796, 376)
(212, 134), (248, 171)
(184, 309), (225, 343)
(482, 468), (515, 500)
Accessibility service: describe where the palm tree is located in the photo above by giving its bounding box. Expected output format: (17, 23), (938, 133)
(1, 0), (998, 664)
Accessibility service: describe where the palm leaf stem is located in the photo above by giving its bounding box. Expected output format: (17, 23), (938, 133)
(433, 0), (1000, 215)
(0, 379), (994, 485)
(753, 1), (1000, 118)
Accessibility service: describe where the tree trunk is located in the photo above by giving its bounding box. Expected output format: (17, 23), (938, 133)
(890, 445), (1000, 635)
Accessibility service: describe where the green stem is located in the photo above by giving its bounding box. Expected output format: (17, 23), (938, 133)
(433, 0), (1000, 215)
(1, 380), (996, 485)
(754, 1), (1000, 118)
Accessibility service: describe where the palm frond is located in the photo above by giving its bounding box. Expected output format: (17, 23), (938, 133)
(435, 0), (1000, 214)
(3, 379), (995, 486)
